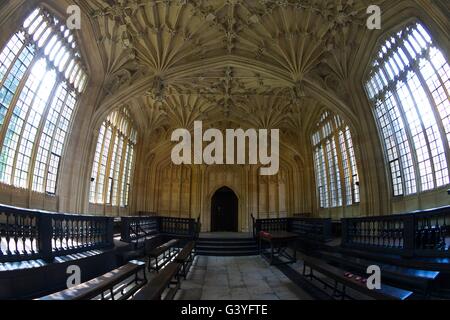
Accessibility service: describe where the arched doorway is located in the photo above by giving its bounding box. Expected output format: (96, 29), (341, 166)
(211, 187), (238, 232)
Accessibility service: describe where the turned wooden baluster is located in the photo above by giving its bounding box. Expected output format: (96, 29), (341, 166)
(64, 219), (69, 250)
(93, 220), (97, 244)
(5, 213), (12, 255)
(441, 215), (447, 251)
(20, 215), (27, 255)
(351, 222), (356, 243)
(400, 221), (405, 248)
(76, 219), (80, 248)
(396, 221), (401, 249)
(362, 221), (367, 244)
(85, 220), (90, 247)
(59, 219), (64, 250)
(370, 221), (374, 246)
(76, 219), (81, 247)
(89, 220), (94, 246)
(392, 221), (397, 248)
(0, 213), (4, 257)
(373, 221), (377, 246)
(25, 215), (31, 254)
(68, 219), (73, 249)
(13, 213), (19, 255)
(81, 220), (86, 247)
(30, 215), (36, 254)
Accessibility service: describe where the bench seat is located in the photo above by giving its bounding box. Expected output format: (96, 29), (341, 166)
(174, 241), (196, 279)
(174, 241), (195, 263)
(148, 239), (179, 257)
(148, 239), (180, 272)
(132, 262), (181, 300)
(302, 254), (413, 300)
(37, 260), (146, 300)
(337, 247), (450, 273)
(318, 250), (439, 294)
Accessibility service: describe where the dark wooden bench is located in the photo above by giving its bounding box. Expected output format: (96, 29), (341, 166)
(174, 241), (196, 279)
(301, 254), (413, 300)
(37, 260), (146, 300)
(118, 236), (162, 264)
(148, 239), (180, 272)
(132, 262), (181, 300)
(338, 246), (450, 273)
(317, 250), (439, 296)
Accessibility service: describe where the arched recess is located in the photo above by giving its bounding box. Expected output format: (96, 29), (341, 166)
(306, 108), (363, 219)
(210, 186), (239, 232)
(84, 106), (139, 216)
(153, 162), (193, 218)
(203, 167), (244, 232)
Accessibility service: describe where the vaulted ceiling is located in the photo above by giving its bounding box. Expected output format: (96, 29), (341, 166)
(78, 0), (386, 152)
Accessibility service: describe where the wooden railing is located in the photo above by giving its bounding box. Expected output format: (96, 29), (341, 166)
(159, 217), (198, 237)
(0, 205), (114, 263)
(253, 218), (289, 237)
(342, 206), (450, 257)
(120, 216), (200, 244)
(251, 214), (332, 242)
(120, 216), (159, 243)
(290, 217), (332, 242)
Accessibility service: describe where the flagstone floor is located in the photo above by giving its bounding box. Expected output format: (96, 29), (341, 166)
(175, 255), (313, 300)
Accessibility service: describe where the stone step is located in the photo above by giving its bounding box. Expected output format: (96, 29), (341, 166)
(195, 250), (259, 256)
(195, 237), (258, 256)
(196, 244), (258, 251)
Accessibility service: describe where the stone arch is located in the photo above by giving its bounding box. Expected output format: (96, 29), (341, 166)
(210, 186), (240, 232)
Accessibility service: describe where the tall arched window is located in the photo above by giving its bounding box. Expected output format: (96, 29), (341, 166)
(89, 108), (137, 207)
(312, 111), (360, 208)
(365, 21), (450, 196)
(0, 7), (87, 194)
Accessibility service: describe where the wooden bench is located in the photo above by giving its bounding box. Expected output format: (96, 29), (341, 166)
(301, 254), (413, 300)
(174, 241), (196, 279)
(132, 262), (181, 300)
(37, 260), (146, 300)
(318, 250), (439, 297)
(339, 246), (450, 273)
(148, 239), (180, 272)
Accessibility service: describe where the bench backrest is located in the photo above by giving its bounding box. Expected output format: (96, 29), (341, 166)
(37, 261), (145, 300)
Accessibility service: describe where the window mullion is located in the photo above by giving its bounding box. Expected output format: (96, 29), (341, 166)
(0, 38), (27, 89)
(391, 87), (423, 193)
(0, 53), (41, 152)
(125, 145), (135, 207)
(103, 128), (117, 205)
(401, 35), (444, 190)
(116, 137), (127, 206)
(322, 141), (332, 208)
(415, 60), (450, 181)
(42, 86), (71, 193)
(10, 58), (50, 186)
(343, 128), (355, 204)
(111, 135), (122, 206)
(404, 75), (438, 190)
(382, 54), (420, 195)
(333, 129), (346, 206)
(94, 125), (108, 204)
(27, 76), (60, 191)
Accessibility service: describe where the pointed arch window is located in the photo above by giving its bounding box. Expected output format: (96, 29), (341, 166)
(89, 108), (137, 207)
(365, 21), (450, 196)
(312, 111), (360, 208)
(0, 7), (88, 194)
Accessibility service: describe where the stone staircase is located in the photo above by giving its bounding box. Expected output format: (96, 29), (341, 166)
(196, 235), (258, 256)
